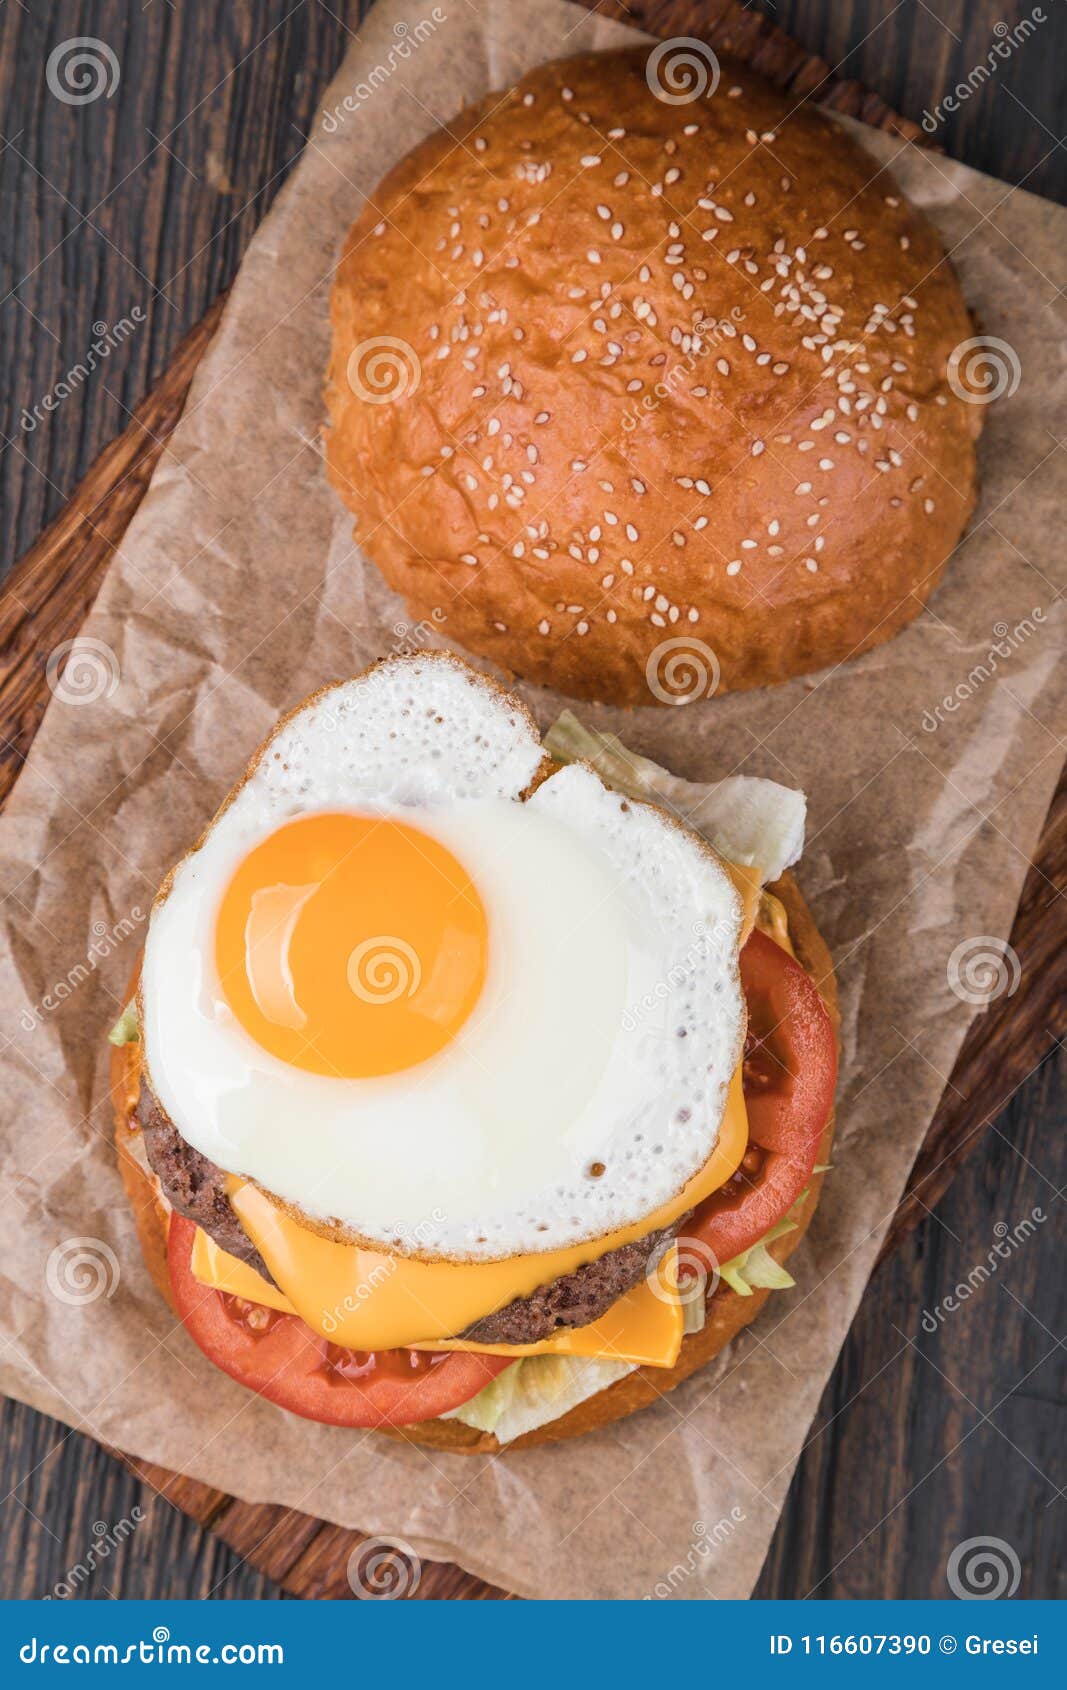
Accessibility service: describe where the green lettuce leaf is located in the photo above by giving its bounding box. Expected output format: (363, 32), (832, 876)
(448, 1286), (712, 1442)
(445, 1353), (635, 1441)
(717, 1184), (816, 1297)
(544, 712), (805, 883)
(108, 1001), (140, 1046)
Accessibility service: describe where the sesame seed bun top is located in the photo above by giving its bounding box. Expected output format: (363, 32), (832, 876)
(325, 46), (982, 707)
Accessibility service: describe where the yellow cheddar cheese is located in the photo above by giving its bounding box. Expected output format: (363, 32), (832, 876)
(191, 1231), (684, 1369)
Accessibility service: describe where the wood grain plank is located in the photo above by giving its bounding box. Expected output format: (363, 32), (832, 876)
(0, 295), (227, 800)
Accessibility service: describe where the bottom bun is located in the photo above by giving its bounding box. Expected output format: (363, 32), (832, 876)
(112, 871), (837, 1452)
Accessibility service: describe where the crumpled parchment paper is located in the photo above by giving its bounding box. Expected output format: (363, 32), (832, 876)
(0, 0), (1063, 1601)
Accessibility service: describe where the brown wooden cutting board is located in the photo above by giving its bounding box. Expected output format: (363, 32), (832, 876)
(1, 0), (1062, 1602)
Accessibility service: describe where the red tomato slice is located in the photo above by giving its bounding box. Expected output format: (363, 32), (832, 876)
(168, 1214), (512, 1427)
(681, 927), (836, 1269)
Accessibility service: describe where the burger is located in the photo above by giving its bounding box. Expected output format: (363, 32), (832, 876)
(111, 653), (837, 1450)
(326, 46), (981, 706)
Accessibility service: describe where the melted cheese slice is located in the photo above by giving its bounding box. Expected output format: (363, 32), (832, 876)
(755, 887), (795, 957)
(730, 861), (763, 944)
(413, 1248), (683, 1367)
(191, 1231), (685, 1368)
(225, 1067), (746, 1349)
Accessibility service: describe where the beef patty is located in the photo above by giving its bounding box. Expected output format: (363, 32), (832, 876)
(136, 1080), (678, 1345)
(137, 1081), (276, 1285)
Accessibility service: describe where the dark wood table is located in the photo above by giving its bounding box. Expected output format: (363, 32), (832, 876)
(1, 0), (1063, 1601)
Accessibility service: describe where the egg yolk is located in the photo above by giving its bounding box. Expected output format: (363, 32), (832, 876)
(214, 812), (488, 1078)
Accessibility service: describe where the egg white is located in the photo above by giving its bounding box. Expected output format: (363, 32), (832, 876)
(140, 657), (745, 1260)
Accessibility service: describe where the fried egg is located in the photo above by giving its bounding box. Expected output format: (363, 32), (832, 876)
(140, 655), (746, 1260)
